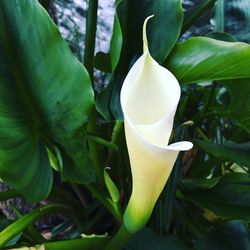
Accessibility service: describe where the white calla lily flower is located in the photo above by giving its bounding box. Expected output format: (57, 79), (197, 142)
(121, 16), (193, 233)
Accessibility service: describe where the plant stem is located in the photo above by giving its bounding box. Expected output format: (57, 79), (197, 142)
(105, 225), (132, 250)
(87, 111), (105, 186)
(87, 134), (118, 151)
(84, 0), (98, 82)
(107, 121), (123, 165)
(0, 189), (19, 201)
(181, 0), (217, 34)
(196, 127), (210, 141)
(203, 82), (217, 113)
(10, 204), (46, 244)
(0, 204), (76, 249)
(86, 183), (122, 222)
(214, 0), (224, 32)
(71, 184), (87, 207)
(43, 237), (109, 250)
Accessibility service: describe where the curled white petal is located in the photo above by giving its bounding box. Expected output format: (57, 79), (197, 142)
(121, 16), (192, 233)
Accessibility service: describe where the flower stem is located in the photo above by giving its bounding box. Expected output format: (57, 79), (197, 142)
(86, 183), (122, 222)
(105, 225), (132, 250)
(0, 189), (19, 201)
(84, 0), (98, 82)
(215, 0), (224, 32)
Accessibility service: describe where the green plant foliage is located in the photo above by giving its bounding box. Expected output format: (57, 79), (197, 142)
(0, 0), (250, 249)
(222, 79), (250, 133)
(195, 221), (250, 250)
(0, 0), (94, 202)
(96, 0), (183, 120)
(178, 173), (250, 221)
(104, 168), (120, 203)
(0, 218), (21, 247)
(41, 236), (109, 250)
(126, 228), (189, 250)
(165, 37), (250, 83)
(94, 0), (123, 73)
(0, 204), (75, 248)
(206, 32), (238, 42)
(197, 140), (250, 168)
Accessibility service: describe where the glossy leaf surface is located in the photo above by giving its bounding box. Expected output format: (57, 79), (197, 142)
(165, 37), (250, 83)
(222, 79), (250, 133)
(96, 0), (183, 120)
(0, 0), (94, 202)
(197, 140), (250, 168)
(178, 173), (250, 221)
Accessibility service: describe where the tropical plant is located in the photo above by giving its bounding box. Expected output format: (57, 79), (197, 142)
(0, 0), (249, 249)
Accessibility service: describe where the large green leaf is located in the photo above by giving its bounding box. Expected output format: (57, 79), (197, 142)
(0, 0), (94, 202)
(178, 173), (250, 221)
(96, 0), (183, 120)
(197, 140), (250, 169)
(126, 228), (189, 250)
(165, 37), (250, 83)
(116, 0), (183, 67)
(222, 79), (250, 133)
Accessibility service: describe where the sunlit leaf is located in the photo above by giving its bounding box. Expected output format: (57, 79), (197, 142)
(165, 37), (250, 83)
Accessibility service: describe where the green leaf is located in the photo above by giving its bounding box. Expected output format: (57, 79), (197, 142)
(104, 168), (120, 203)
(206, 32), (238, 42)
(179, 177), (220, 191)
(97, 0), (183, 120)
(0, 204), (75, 249)
(197, 140), (250, 168)
(117, 0), (183, 65)
(214, 0), (225, 32)
(43, 237), (109, 250)
(165, 37), (250, 84)
(0, 190), (20, 202)
(94, 1), (122, 73)
(126, 228), (189, 250)
(178, 173), (250, 221)
(0, 0), (94, 202)
(13, 236), (109, 250)
(222, 79), (250, 133)
(196, 221), (250, 250)
(0, 218), (21, 247)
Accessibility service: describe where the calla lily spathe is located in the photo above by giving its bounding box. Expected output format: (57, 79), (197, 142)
(121, 16), (193, 233)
